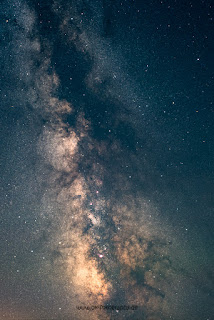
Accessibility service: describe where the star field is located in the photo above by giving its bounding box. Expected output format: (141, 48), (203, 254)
(0, 1), (213, 319)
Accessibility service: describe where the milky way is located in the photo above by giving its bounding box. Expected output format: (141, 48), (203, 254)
(0, 1), (213, 319)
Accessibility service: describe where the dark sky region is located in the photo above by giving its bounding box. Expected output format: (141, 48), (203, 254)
(0, 0), (213, 319)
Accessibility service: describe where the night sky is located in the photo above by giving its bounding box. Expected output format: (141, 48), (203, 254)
(0, 1), (214, 319)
